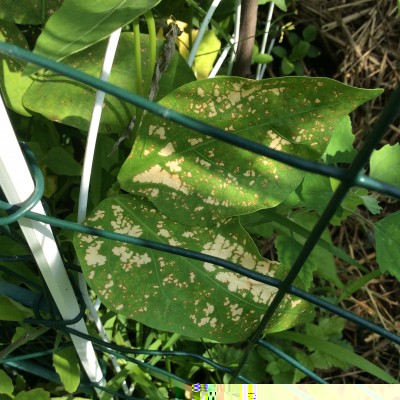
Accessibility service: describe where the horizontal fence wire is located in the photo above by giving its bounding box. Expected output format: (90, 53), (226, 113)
(0, 40), (400, 394)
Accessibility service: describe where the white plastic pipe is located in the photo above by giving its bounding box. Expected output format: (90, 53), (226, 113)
(0, 95), (105, 390)
(187, 0), (222, 68)
(256, 2), (275, 80)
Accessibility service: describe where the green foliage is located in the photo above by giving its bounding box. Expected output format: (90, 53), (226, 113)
(374, 211), (400, 280)
(0, 0), (398, 391)
(53, 346), (81, 393)
(0, 297), (32, 321)
(370, 144), (400, 187)
(272, 25), (321, 76)
(24, 0), (161, 74)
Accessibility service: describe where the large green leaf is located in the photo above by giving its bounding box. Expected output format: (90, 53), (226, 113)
(0, 20), (33, 116)
(370, 144), (400, 187)
(0, 0), (62, 24)
(118, 77), (381, 226)
(374, 211), (400, 280)
(73, 195), (314, 343)
(24, 0), (160, 74)
(23, 33), (195, 133)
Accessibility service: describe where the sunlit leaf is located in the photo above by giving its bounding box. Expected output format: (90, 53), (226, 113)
(24, 0), (160, 74)
(370, 144), (400, 187)
(73, 195), (314, 343)
(118, 76), (381, 226)
(53, 346), (81, 393)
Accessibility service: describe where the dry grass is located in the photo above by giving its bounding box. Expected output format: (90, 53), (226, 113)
(296, 0), (400, 143)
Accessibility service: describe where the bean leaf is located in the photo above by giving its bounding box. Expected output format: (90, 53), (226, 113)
(73, 195), (314, 343)
(118, 76), (382, 226)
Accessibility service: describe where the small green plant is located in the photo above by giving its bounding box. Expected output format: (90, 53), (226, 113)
(272, 24), (321, 75)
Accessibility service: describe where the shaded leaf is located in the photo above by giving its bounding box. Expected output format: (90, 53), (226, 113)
(23, 33), (194, 133)
(0, 20), (33, 116)
(24, 0), (160, 74)
(374, 211), (400, 280)
(0, 296), (32, 321)
(258, 0), (287, 12)
(74, 195), (314, 343)
(44, 146), (82, 176)
(118, 77), (381, 226)
(302, 25), (318, 42)
(277, 330), (397, 383)
(370, 144), (400, 187)
(0, 0), (62, 24)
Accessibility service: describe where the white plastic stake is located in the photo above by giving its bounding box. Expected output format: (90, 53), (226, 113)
(187, 0), (222, 68)
(76, 28), (133, 396)
(0, 95), (105, 391)
(256, 2), (275, 80)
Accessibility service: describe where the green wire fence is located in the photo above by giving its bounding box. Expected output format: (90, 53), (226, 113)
(1, 40), (400, 398)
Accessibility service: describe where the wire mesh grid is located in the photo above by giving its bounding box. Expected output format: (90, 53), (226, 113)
(0, 41), (400, 398)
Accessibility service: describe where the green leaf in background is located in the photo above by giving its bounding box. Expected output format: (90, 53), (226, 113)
(276, 330), (398, 383)
(374, 211), (400, 280)
(281, 56), (294, 75)
(0, 296), (32, 321)
(24, 0), (160, 74)
(74, 195), (314, 343)
(0, 0), (62, 24)
(370, 144), (400, 187)
(302, 25), (318, 42)
(0, 369), (13, 396)
(118, 77), (381, 226)
(53, 346), (81, 393)
(23, 33), (194, 133)
(14, 388), (51, 400)
(0, 20), (33, 116)
(43, 146), (82, 176)
(258, 0), (287, 12)
(291, 40), (310, 61)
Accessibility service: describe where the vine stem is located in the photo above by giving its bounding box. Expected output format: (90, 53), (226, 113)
(132, 10), (157, 139)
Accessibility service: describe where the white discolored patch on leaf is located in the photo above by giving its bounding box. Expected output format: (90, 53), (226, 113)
(133, 165), (189, 195)
(85, 240), (107, 267)
(158, 142), (175, 157)
(87, 210), (105, 222)
(111, 205), (143, 236)
(149, 125), (166, 139)
(215, 272), (278, 305)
